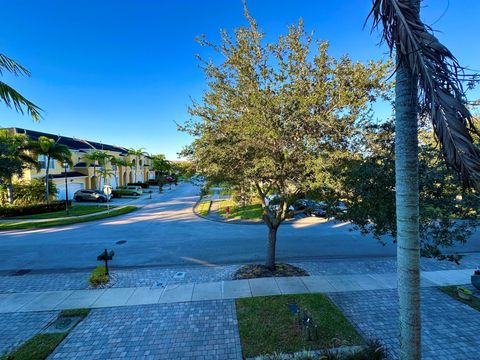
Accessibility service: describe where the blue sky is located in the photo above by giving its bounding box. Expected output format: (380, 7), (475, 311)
(1, 0), (479, 159)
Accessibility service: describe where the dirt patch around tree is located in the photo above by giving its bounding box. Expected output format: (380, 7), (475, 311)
(233, 263), (309, 280)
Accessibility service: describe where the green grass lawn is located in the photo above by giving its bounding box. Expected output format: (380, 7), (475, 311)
(218, 199), (263, 220)
(0, 206), (137, 230)
(440, 286), (480, 312)
(195, 200), (212, 216)
(12, 205), (115, 220)
(0, 333), (67, 360)
(236, 294), (364, 358)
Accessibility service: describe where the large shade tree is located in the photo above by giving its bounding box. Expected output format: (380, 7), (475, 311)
(0, 129), (39, 203)
(320, 121), (478, 262)
(30, 136), (72, 203)
(181, 7), (391, 269)
(368, 0), (480, 358)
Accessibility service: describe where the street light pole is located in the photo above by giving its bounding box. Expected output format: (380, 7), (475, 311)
(63, 160), (69, 215)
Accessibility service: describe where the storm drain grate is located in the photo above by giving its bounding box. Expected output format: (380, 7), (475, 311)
(173, 272), (186, 279)
(11, 269), (32, 276)
(152, 281), (165, 289)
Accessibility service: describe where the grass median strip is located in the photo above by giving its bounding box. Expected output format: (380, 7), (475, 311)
(1, 308), (91, 360)
(218, 199), (263, 220)
(440, 285), (480, 312)
(236, 293), (363, 358)
(0, 206), (137, 230)
(11, 205), (116, 220)
(195, 200), (212, 216)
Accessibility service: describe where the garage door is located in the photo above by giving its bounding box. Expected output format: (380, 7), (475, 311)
(56, 183), (84, 200)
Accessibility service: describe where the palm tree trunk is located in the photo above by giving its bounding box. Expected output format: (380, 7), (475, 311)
(93, 164), (97, 189)
(45, 157), (50, 203)
(7, 177), (13, 204)
(265, 225), (278, 270)
(395, 1), (421, 357)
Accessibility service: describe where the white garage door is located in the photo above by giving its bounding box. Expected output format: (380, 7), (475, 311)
(56, 182), (84, 200)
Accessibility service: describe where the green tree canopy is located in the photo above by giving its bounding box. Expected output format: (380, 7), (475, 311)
(0, 129), (38, 203)
(318, 122), (478, 262)
(180, 7), (391, 269)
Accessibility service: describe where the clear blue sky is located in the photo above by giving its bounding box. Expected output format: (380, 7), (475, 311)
(1, 0), (479, 159)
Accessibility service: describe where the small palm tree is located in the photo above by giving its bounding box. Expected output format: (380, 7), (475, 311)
(368, 1), (480, 358)
(151, 154), (171, 192)
(115, 158), (133, 186)
(30, 137), (72, 203)
(97, 167), (115, 191)
(0, 129), (39, 203)
(82, 150), (109, 189)
(128, 148), (146, 183)
(0, 53), (42, 121)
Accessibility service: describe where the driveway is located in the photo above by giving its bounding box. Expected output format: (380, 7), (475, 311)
(0, 182), (478, 272)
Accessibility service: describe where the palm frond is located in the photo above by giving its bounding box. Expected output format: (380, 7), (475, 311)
(368, 0), (480, 189)
(0, 80), (42, 121)
(0, 53), (30, 76)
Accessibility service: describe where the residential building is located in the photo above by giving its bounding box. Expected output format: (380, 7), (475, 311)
(6, 128), (154, 200)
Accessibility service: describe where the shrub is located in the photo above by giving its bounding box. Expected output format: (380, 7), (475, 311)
(127, 182), (149, 188)
(0, 201), (71, 218)
(88, 266), (109, 286)
(0, 178), (58, 206)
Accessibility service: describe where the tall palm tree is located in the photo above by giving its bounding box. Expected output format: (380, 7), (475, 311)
(368, 1), (480, 358)
(115, 158), (133, 187)
(0, 129), (39, 203)
(82, 150), (109, 189)
(109, 156), (120, 188)
(0, 53), (42, 121)
(30, 136), (72, 203)
(128, 148), (145, 183)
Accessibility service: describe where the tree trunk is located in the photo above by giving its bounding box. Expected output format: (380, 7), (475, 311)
(7, 178), (13, 204)
(395, 1), (421, 357)
(45, 157), (50, 203)
(93, 164), (97, 189)
(265, 225), (278, 270)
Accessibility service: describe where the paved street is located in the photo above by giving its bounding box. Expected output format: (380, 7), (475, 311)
(0, 182), (479, 272)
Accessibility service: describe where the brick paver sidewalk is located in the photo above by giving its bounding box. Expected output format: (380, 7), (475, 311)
(0, 268), (475, 314)
(1, 267), (479, 359)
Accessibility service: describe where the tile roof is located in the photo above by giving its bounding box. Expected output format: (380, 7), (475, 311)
(6, 127), (129, 154)
(49, 171), (88, 179)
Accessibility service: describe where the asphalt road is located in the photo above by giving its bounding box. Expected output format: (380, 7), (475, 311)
(0, 182), (478, 272)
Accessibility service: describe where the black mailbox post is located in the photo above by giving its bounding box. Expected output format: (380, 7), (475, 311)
(97, 249), (115, 275)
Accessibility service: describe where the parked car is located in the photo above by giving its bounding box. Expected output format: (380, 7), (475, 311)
(112, 185), (143, 197)
(74, 189), (112, 203)
(294, 199), (327, 217)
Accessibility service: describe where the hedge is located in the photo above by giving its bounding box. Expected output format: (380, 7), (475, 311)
(0, 201), (72, 218)
(127, 182), (150, 189)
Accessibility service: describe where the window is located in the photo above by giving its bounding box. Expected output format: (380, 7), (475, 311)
(38, 155), (56, 170)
